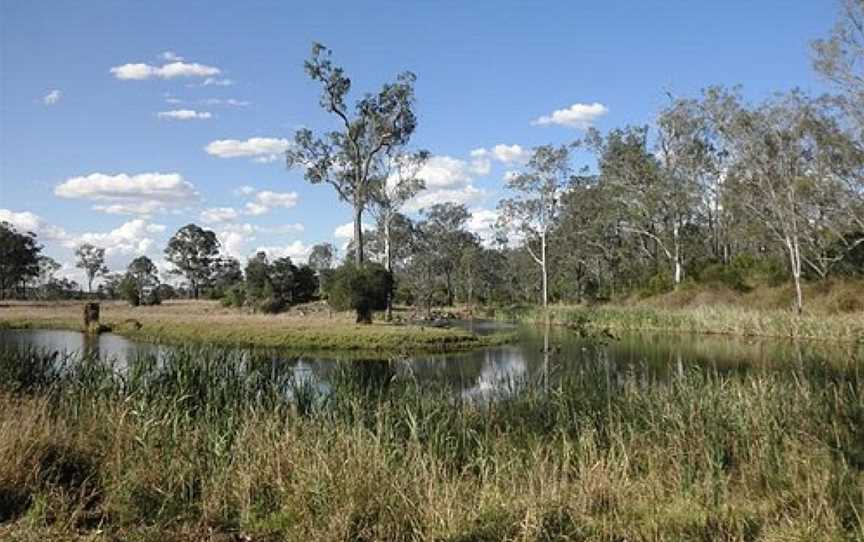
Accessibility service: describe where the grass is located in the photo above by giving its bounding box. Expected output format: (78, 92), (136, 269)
(0, 344), (862, 540)
(0, 300), (512, 354)
(492, 280), (864, 343)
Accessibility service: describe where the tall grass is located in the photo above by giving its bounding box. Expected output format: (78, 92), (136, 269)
(0, 345), (862, 540)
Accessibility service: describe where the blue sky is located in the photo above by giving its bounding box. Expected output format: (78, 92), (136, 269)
(0, 0), (836, 283)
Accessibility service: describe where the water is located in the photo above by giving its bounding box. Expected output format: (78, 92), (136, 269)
(1, 324), (860, 397)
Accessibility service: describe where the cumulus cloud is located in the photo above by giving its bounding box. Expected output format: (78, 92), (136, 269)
(54, 172), (199, 215)
(162, 51), (184, 61)
(234, 185), (256, 196)
(110, 58), (221, 80)
(470, 144), (530, 164)
(407, 186), (485, 212)
(42, 89), (62, 105)
(215, 222), (305, 259)
(73, 219), (162, 256)
(238, 190), (299, 216)
(532, 102), (609, 129)
(157, 109), (212, 120)
(201, 207), (240, 223)
(467, 208), (500, 245)
(404, 154), (491, 212)
(255, 241), (313, 263)
(205, 137), (291, 163)
(333, 221), (373, 240)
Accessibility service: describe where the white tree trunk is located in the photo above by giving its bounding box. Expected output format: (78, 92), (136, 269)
(673, 222), (682, 287)
(541, 231), (548, 309)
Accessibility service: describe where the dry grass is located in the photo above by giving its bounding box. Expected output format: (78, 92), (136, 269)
(494, 280), (864, 342)
(0, 300), (508, 353)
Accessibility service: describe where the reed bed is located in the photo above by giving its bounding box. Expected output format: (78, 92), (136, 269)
(0, 345), (862, 541)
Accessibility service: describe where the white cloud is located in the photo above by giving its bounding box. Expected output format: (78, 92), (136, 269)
(256, 241), (312, 263)
(467, 208), (499, 245)
(406, 186), (485, 212)
(234, 185), (256, 196)
(164, 97), (182, 104)
(0, 209), (44, 232)
(201, 207), (240, 223)
(470, 144), (530, 164)
(216, 222), (306, 259)
(162, 51), (184, 62)
(333, 221), (373, 240)
(110, 60), (221, 80)
(202, 98), (250, 107)
(157, 109), (212, 120)
(532, 102), (608, 129)
(202, 77), (234, 87)
(55, 172), (199, 215)
(244, 202), (269, 216)
(42, 89), (62, 105)
(205, 137), (291, 163)
(239, 190), (298, 217)
(254, 191), (298, 209)
(73, 219), (159, 256)
(406, 154), (491, 212)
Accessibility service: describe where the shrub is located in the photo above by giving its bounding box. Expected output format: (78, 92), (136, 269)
(221, 283), (247, 308)
(118, 276), (140, 307)
(697, 262), (750, 292)
(327, 263), (393, 323)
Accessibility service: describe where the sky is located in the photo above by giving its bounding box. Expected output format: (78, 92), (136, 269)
(0, 0), (837, 285)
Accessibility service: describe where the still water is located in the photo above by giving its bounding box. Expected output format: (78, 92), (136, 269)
(1, 324), (861, 397)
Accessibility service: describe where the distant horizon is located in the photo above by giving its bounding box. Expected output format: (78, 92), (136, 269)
(0, 0), (835, 286)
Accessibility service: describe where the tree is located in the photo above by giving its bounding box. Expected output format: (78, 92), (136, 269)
(812, 0), (864, 132)
(327, 262), (393, 323)
(498, 145), (573, 308)
(308, 243), (336, 274)
(0, 222), (41, 299)
(210, 257), (243, 298)
(286, 43), (420, 266)
(127, 256), (160, 304)
(74, 243), (108, 293)
(164, 224), (220, 299)
(368, 151), (427, 318)
(701, 88), (851, 313)
(418, 203), (474, 306)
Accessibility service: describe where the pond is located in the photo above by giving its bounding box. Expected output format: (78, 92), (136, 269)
(1, 323), (861, 398)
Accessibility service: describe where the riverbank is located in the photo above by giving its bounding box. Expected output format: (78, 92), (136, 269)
(494, 303), (864, 342)
(0, 300), (512, 354)
(1, 346), (861, 540)
(490, 281), (864, 342)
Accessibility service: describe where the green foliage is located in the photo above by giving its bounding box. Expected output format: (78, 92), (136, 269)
(118, 275), (140, 307)
(220, 283), (246, 308)
(0, 221), (41, 298)
(327, 262), (393, 323)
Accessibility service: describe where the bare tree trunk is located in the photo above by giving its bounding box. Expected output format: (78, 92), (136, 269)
(541, 232), (548, 309)
(673, 222), (682, 288)
(353, 204), (364, 266)
(384, 217), (393, 321)
(785, 236), (804, 314)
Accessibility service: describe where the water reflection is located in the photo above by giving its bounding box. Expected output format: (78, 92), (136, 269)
(1, 324), (861, 398)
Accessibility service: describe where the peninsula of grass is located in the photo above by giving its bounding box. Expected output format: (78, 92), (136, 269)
(492, 280), (864, 343)
(0, 300), (513, 354)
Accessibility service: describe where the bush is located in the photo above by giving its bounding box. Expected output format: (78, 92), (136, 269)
(221, 283), (247, 308)
(118, 276), (140, 307)
(327, 263), (393, 323)
(697, 262), (750, 292)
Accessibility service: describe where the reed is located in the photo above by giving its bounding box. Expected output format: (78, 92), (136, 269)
(0, 345), (862, 540)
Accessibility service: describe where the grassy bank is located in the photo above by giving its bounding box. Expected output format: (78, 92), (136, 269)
(0, 300), (511, 354)
(0, 346), (862, 540)
(493, 281), (864, 342)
